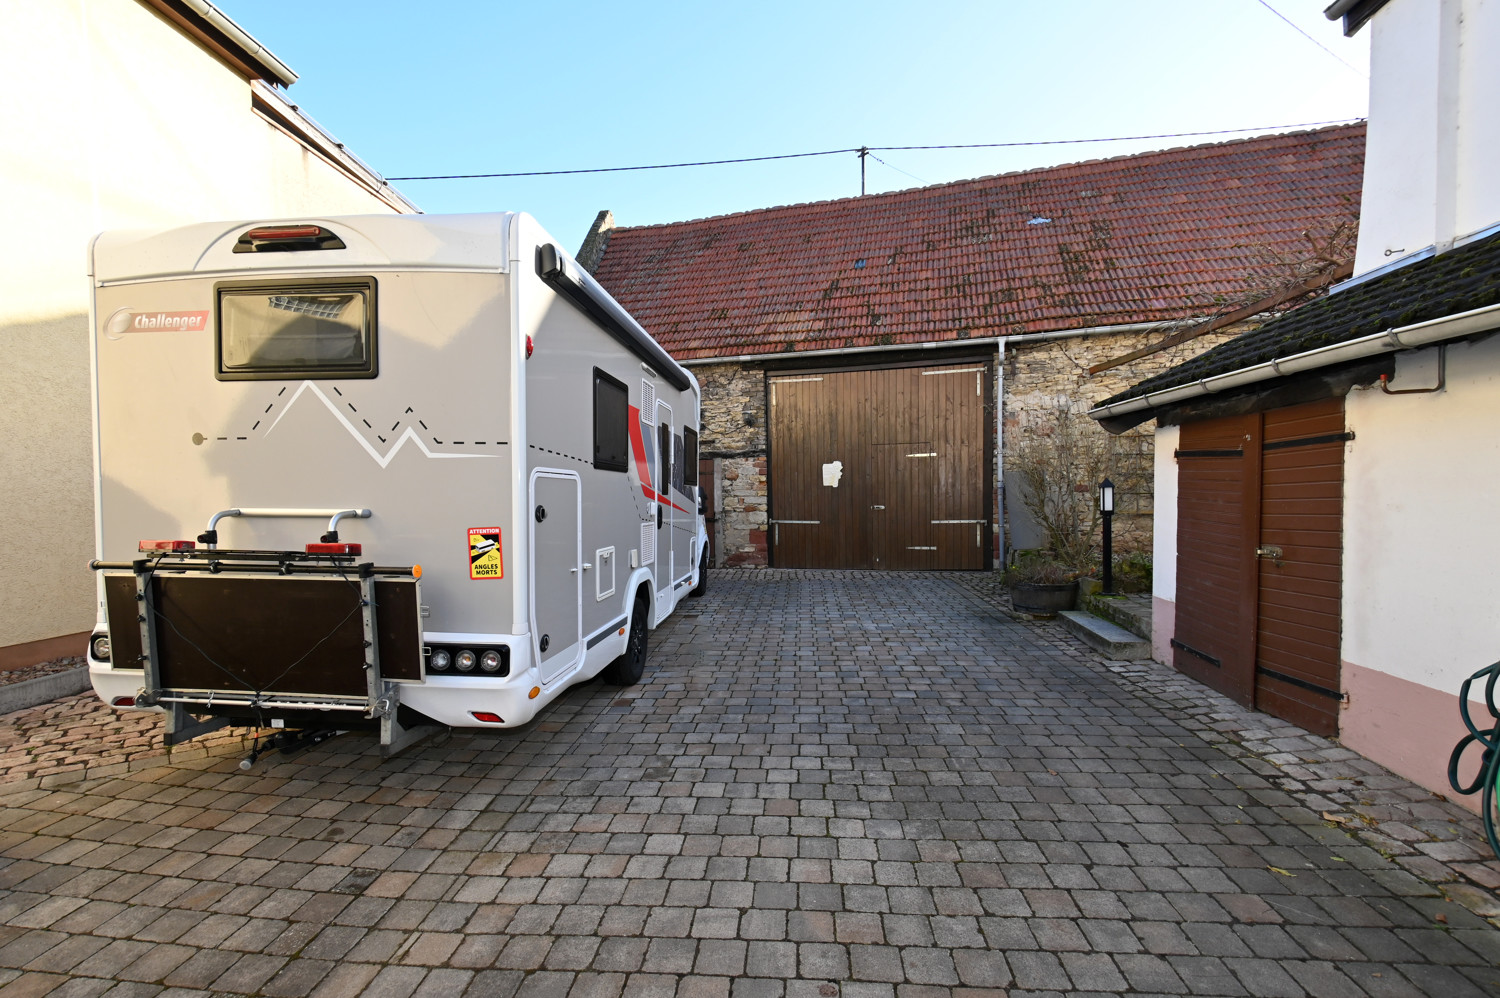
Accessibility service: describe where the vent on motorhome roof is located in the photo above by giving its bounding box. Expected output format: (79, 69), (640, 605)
(234, 225), (346, 253)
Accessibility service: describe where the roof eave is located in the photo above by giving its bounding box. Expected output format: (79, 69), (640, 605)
(142, 0), (299, 87)
(1087, 301), (1500, 424)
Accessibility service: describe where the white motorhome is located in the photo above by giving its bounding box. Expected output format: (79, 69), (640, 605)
(86, 213), (708, 755)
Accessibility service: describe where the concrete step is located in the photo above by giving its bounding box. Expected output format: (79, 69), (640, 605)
(1058, 611), (1152, 661)
(1077, 585), (1152, 641)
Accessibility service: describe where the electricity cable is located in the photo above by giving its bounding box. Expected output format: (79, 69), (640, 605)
(387, 118), (1364, 181)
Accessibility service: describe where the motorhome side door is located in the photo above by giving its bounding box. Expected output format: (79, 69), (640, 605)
(655, 400), (674, 620)
(530, 470), (582, 683)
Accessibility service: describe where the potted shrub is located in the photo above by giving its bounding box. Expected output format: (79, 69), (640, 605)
(1005, 556), (1081, 616)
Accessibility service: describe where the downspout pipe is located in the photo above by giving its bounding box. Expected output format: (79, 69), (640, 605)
(1088, 301), (1500, 422)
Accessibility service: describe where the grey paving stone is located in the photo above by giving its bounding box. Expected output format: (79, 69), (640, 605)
(0, 572), (1494, 998)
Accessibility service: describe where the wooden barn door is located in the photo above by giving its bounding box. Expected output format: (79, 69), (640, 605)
(1255, 398), (1347, 735)
(1173, 414), (1260, 704)
(1173, 399), (1346, 736)
(768, 364), (989, 569)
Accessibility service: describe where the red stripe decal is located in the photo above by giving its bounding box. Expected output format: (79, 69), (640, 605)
(628, 404), (692, 513)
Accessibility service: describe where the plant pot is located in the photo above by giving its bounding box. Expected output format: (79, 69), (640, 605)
(1009, 580), (1078, 616)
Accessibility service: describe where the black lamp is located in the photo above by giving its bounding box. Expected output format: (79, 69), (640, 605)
(1099, 478), (1115, 594)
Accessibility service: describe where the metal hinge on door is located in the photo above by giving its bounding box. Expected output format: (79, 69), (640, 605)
(1255, 545), (1284, 568)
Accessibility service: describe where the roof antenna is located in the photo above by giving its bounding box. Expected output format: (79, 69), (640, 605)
(858, 147), (869, 195)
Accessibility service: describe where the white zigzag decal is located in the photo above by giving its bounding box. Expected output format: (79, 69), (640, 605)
(265, 382), (495, 469)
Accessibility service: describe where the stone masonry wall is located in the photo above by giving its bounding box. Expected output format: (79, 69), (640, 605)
(1002, 324), (1251, 564)
(718, 456), (769, 566)
(695, 364), (768, 567)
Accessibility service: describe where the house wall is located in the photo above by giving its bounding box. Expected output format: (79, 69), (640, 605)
(1151, 424), (1180, 666)
(1356, 0), (1500, 271)
(1340, 336), (1500, 809)
(0, 0), (407, 666)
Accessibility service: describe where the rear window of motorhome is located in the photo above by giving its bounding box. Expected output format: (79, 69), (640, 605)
(593, 368), (629, 472)
(216, 280), (376, 380)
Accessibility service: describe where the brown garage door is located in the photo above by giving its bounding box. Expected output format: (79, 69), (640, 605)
(1173, 398), (1346, 736)
(768, 364), (990, 570)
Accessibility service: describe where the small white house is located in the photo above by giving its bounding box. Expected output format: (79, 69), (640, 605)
(0, 0), (416, 672)
(1090, 0), (1500, 806)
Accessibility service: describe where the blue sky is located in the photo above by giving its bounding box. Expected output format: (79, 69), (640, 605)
(223, 1), (1370, 250)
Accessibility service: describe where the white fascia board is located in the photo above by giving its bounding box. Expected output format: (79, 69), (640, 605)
(1088, 301), (1500, 421)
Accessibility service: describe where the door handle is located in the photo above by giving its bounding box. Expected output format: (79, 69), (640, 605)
(870, 505), (886, 510)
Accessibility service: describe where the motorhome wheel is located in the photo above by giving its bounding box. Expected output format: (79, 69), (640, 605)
(603, 596), (649, 685)
(689, 545), (708, 598)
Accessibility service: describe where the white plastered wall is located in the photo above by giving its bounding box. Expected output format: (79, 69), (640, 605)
(1356, 0), (1500, 272)
(1343, 337), (1500, 692)
(1150, 424), (1179, 665)
(0, 0), (409, 654)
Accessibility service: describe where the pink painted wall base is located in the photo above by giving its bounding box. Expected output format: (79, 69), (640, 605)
(1341, 660), (1490, 816)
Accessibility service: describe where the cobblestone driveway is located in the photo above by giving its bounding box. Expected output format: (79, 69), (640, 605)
(0, 572), (1497, 997)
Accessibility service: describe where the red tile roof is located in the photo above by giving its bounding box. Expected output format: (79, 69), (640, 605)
(592, 124), (1366, 362)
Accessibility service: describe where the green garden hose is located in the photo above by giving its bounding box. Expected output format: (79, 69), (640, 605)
(1447, 661), (1500, 860)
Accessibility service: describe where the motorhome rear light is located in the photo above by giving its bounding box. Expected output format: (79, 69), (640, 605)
(480, 650), (503, 672)
(525, 335), (534, 359)
(112, 696), (136, 707)
(305, 543), (362, 555)
(455, 649), (477, 672)
(139, 540), (195, 552)
(233, 225), (347, 253)
(429, 649), (451, 671)
(91, 635), (111, 662)
(470, 711), (504, 723)
(245, 225), (321, 240)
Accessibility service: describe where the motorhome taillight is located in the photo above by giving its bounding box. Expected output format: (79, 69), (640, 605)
(246, 225), (321, 240)
(233, 224), (346, 253)
(306, 543), (362, 555)
(112, 696), (136, 707)
(526, 335), (534, 359)
(139, 540), (195, 552)
(470, 711), (504, 723)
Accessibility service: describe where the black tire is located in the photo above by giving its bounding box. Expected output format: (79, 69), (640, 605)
(689, 544), (708, 598)
(602, 595), (649, 685)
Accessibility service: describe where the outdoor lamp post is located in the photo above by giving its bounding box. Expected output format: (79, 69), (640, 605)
(1099, 478), (1115, 594)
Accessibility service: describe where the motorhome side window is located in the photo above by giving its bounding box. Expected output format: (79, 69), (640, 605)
(593, 368), (629, 472)
(683, 427), (698, 487)
(216, 279), (377, 380)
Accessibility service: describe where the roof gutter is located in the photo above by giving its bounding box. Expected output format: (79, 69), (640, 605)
(675, 319), (1194, 367)
(170, 0), (299, 86)
(1087, 301), (1500, 422)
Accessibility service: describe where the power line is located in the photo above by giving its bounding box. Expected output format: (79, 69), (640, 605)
(1254, 0), (1367, 77)
(386, 118), (1364, 181)
(389, 147), (859, 181)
